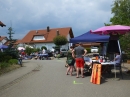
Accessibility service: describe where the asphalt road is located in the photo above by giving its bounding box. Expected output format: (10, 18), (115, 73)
(0, 59), (130, 97)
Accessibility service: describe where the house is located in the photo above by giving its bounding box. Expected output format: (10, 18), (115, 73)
(20, 26), (74, 50)
(0, 21), (6, 27)
(0, 36), (8, 45)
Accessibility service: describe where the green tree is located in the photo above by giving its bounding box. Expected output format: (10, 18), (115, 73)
(53, 35), (68, 46)
(25, 47), (33, 55)
(110, 0), (130, 25)
(120, 33), (130, 59)
(7, 27), (17, 49)
(105, 0), (130, 60)
(32, 48), (40, 52)
(41, 46), (47, 50)
(4, 27), (18, 59)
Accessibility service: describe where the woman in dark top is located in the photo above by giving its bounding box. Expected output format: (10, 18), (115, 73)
(66, 46), (75, 76)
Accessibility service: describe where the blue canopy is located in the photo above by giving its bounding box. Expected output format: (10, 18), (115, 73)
(0, 44), (8, 49)
(70, 31), (109, 43)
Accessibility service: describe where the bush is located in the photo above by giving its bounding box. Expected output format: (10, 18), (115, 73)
(53, 36), (68, 46)
(0, 62), (10, 69)
(8, 59), (18, 65)
(86, 48), (91, 53)
(4, 49), (19, 59)
(0, 54), (12, 62)
(0, 52), (6, 62)
(41, 46), (47, 50)
(32, 48), (40, 52)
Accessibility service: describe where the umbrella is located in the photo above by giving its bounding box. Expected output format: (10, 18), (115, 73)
(91, 25), (130, 35)
(91, 25), (130, 80)
(0, 44), (8, 49)
(91, 25), (130, 53)
(17, 47), (25, 50)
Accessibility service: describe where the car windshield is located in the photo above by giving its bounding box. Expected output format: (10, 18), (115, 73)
(61, 49), (66, 51)
(91, 47), (98, 49)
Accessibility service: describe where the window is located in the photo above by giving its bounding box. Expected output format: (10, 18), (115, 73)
(33, 36), (45, 40)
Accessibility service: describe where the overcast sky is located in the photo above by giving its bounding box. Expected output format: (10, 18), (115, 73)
(0, 0), (114, 39)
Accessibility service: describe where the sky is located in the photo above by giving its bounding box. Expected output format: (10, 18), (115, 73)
(0, 0), (114, 39)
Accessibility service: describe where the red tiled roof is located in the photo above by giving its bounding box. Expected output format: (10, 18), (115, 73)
(14, 39), (22, 45)
(21, 27), (74, 43)
(0, 36), (6, 41)
(0, 21), (6, 27)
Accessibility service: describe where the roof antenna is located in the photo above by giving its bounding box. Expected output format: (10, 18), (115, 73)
(36, 30), (38, 34)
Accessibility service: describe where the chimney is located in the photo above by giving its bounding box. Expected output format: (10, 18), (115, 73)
(57, 30), (59, 36)
(47, 26), (50, 32)
(36, 30), (38, 34)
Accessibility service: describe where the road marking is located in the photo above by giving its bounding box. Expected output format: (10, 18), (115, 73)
(73, 81), (83, 84)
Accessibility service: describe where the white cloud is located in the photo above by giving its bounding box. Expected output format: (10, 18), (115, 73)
(0, 0), (113, 39)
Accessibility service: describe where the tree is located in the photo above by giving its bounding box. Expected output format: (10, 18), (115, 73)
(25, 47), (33, 55)
(4, 27), (18, 59)
(7, 27), (16, 49)
(110, 0), (130, 25)
(120, 33), (130, 59)
(41, 46), (47, 50)
(105, 0), (130, 60)
(53, 35), (68, 46)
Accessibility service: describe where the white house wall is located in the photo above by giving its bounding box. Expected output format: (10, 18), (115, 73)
(67, 34), (71, 49)
(33, 42), (69, 50)
(33, 34), (71, 50)
(35, 43), (55, 50)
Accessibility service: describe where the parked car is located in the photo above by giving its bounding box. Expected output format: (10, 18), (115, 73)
(46, 50), (53, 57)
(60, 49), (68, 57)
(53, 48), (68, 58)
(91, 47), (98, 53)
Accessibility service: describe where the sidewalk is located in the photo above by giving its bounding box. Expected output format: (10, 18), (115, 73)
(0, 60), (39, 88)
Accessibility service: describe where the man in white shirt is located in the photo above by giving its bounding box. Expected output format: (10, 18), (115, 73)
(42, 48), (46, 54)
(113, 52), (121, 65)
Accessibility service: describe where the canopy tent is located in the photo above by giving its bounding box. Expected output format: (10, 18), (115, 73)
(0, 44), (8, 49)
(69, 31), (110, 43)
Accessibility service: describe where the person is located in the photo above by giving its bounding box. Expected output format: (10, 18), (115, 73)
(42, 48), (46, 54)
(106, 52), (121, 74)
(113, 52), (121, 65)
(21, 50), (25, 59)
(100, 43), (107, 56)
(66, 46), (75, 76)
(72, 43), (87, 78)
(18, 53), (22, 66)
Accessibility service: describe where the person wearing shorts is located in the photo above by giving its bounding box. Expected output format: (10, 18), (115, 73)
(66, 46), (75, 76)
(72, 43), (87, 78)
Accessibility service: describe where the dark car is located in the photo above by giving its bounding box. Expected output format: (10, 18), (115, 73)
(46, 50), (53, 57)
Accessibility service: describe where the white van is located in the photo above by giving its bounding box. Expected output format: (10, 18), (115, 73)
(91, 47), (98, 53)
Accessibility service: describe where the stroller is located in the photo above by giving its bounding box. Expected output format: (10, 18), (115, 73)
(83, 56), (92, 76)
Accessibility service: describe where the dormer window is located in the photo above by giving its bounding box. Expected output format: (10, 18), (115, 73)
(33, 35), (45, 40)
